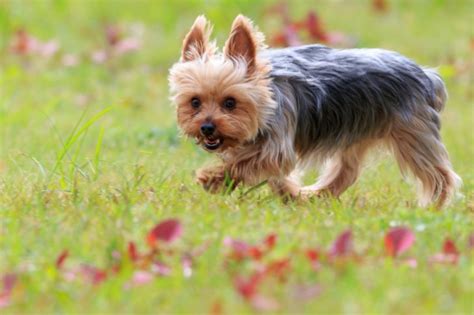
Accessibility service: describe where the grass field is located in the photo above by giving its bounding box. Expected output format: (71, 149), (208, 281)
(1, 0), (473, 313)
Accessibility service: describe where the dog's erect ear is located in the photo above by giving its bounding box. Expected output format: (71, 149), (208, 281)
(224, 15), (264, 74)
(181, 15), (214, 62)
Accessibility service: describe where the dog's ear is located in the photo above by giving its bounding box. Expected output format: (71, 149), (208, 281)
(181, 15), (214, 62)
(224, 15), (264, 74)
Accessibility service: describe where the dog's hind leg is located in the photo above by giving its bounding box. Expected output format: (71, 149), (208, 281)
(390, 114), (461, 207)
(268, 177), (301, 200)
(301, 140), (374, 198)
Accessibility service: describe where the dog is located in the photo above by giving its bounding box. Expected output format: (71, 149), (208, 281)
(168, 15), (461, 207)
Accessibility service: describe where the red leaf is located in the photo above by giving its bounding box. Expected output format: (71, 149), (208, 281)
(264, 258), (291, 279)
(224, 235), (277, 261)
(305, 249), (321, 270)
(0, 293), (11, 309)
(2, 274), (17, 294)
(443, 238), (459, 256)
(9, 29), (35, 55)
(384, 226), (415, 257)
(264, 234), (277, 250)
(147, 219), (182, 247)
(128, 242), (139, 262)
(79, 265), (107, 285)
(55, 250), (69, 269)
(249, 246), (264, 260)
(223, 237), (250, 260)
(305, 11), (329, 42)
(306, 249), (319, 262)
(0, 273), (17, 309)
(429, 238), (460, 265)
(329, 230), (353, 257)
(234, 271), (265, 300)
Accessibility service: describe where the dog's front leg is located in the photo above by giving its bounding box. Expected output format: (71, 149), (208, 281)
(196, 165), (238, 194)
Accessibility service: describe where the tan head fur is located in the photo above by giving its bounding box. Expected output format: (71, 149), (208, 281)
(169, 15), (275, 152)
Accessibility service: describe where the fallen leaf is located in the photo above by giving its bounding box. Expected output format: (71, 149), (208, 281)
(443, 238), (460, 256)
(55, 250), (69, 269)
(305, 249), (321, 270)
(384, 226), (415, 257)
(79, 264), (107, 285)
(305, 11), (329, 43)
(264, 258), (291, 280)
(429, 238), (460, 265)
(264, 234), (277, 250)
(224, 234), (277, 261)
(372, 0), (389, 13)
(234, 272), (265, 300)
(0, 273), (17, 309)
(128, 241), (139, 262)
(147, 218), (182, 247)
(2, 274), (16, 293)
(329, 230), (353, 257)
(209, 299), (223, 315)
(9, 29), (36, 55)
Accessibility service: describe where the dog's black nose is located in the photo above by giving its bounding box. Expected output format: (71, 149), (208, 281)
(200, 123), (215, 136)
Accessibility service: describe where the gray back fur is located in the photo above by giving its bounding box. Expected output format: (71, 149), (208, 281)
(259, 45), (444, 158)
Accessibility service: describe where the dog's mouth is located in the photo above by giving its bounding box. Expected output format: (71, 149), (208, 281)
(202, 135), (223, 151)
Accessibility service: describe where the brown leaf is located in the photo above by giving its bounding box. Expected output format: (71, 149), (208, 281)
(372, 0), (389, 13)
(55, 250), (69, 269)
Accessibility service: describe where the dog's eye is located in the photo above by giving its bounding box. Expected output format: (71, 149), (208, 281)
(190, 97), (201, 109)
(223, 97), (236, 110)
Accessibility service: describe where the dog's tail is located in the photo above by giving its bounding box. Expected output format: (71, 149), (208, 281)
(424, 68), (447, 112)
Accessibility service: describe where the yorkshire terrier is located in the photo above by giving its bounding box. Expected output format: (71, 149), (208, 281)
(169, 15), (461, 207)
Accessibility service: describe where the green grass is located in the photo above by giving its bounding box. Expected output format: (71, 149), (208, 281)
(1, 0), (473, 313)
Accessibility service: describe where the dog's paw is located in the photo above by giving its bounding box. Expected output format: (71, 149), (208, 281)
(196, 166), (228, 194)
(299, 188), (328, 200)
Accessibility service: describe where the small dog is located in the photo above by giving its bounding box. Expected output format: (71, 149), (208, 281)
(169, 15), (461, 207)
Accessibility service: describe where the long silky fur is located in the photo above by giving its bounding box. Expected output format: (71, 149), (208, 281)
(169, 15), (461, 207)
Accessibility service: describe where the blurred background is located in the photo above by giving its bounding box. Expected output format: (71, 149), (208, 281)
(1, 0), (472, 180)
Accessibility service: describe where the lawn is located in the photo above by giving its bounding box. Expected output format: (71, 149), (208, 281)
(0, 0), (473, 313)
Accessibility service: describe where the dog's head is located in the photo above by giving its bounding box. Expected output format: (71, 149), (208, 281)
(169, 15), (275, 152)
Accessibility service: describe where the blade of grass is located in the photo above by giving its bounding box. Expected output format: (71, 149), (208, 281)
(49, 106), (113, 181)
(93, 125), (106, 178)
(239, 180), (268, 199)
